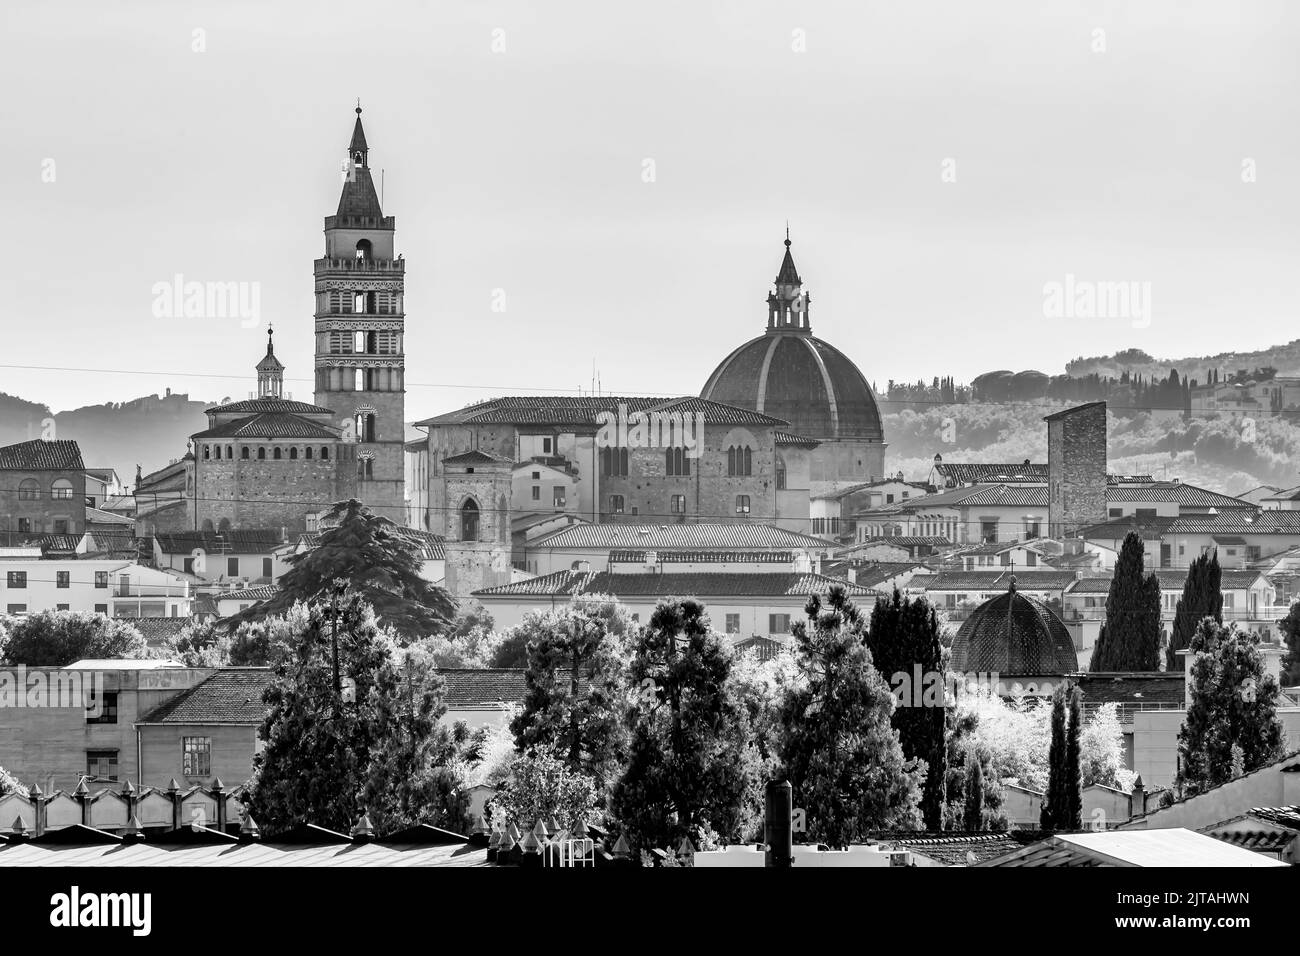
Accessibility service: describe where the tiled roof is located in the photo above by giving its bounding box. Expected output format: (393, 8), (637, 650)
(1121, 752), (1300, 827)
(475, 570), (873, 599)
(1075, 673), (1186, 717)
(932, 462), (1047, 483)
(1106, 482), (1256, 510)
(437, 668), (527, 709)
(774, 432), (821, 447)
(192, 412), (340, 440)
(847, 562), (925, 589)
(442, 449), (515, 466)
(417, 395), (789, 429)
(530, 523), (829, 552)
(154, 530), (285, 555)
(0, 439), (84, 471)
(86, 507), (133, 526)
(1168, 511), (1300, 535)
(1152, 569), (1265, 590)
(917, 570), (1077, 591)
(1067, 577), (1116, 594)
(138, 669), (274, 724)
(214, 584), (278, 602)
(1210, 830), (1296, 853)
(608, 550), (796, 565)
(895, 484), (1048, 509)
(856, 536), (951, 548)
(814, 479), (930, 501)
(1080, 516), (1178, 539)
(117, 617), (194, 648)
(206, 397), (334, 416)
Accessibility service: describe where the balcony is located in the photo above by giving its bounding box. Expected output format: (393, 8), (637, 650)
(314, 256), (405, 273)
(113, 584), (189, 599)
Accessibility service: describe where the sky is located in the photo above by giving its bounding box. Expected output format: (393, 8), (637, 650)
(2, 0), (1298, 415)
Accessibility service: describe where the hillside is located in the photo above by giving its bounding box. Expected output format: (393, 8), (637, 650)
(1065, 339), (1300, 383)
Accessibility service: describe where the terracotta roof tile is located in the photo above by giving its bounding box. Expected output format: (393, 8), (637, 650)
(0, 439), (84, 471)
(138, 669), (274, 724)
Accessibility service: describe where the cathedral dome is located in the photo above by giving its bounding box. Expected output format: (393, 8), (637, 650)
(700, 236), (884, 442)
(949, 579), (1079, 675)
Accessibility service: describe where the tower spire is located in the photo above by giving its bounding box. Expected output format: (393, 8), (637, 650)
(766, 229), (810, 334)
(339, 103), (382, 217)
(256, 321), (284, 399)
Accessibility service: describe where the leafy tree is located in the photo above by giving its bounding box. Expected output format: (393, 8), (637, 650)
(1176, 619), (1286, 796)
(228, 499), (456, 641)
(488, 748), (601, 830)
(1078, 702), (1137, 791)
(609, 598), (753, 853)
(492, 594), (634, 669)
(510, 600), (629, 788)
(1090, 532), (1162, 671)
(1279, 601), (1300, 686)
(246, 593), (468, 836)
(943, 709), (1005, 832)
(160, 608), (306, 667)
(1167, 551), (1222, 670)
(778, 586), (921, 846)
(0, 765), (24, 797)
(866, 587), (947, 830)
(0, 611), (145, 666)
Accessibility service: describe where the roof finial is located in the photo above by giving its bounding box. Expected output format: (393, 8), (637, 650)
(356, 98), (362, 115)
(266, 321), (274, 353)
(785, 221), (791, 247)
(1008, 574), (1018, 593)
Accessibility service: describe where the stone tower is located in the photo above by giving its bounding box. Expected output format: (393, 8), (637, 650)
(313, 104), (406, 522)
(441, 450), (514, 599)
(1045, 401), (1107, 538)
(256, 325), (284, 399)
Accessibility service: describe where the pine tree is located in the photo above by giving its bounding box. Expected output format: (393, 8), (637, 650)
(1168, 551), (1223, 670)
(777, 586), (921, 846)
(1176, 619), (1286, 796)
(1090, 532), (1162, 671)
(228, 498), (456, 641)
(510, 599), (629, 789)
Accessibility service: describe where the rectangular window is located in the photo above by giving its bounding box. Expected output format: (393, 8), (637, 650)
(227, 557), (239, 576)
(1108, 508), (1123, 518)
(56, 603), (69, 611)
(17, 518), (31, 533)
(262, 557), (273, 578)
(94, 603), (108, 614)
(552, 487), (566, 508)
(86, 691), (119, 725)
(980, 520), (998, 543)
(735, 495), (751, 514)
(6, 571), (27, 589)
(543, 438), (553, 454)
(57, 570), (70, 588)
(95, 571), (108, 588)
(6, 604), (27, 615)
(609, 495), (625, 514)
(769, 614), (791, 634)
(54, 519), (68, 534)
(184, 557), (194, 574)
(725, 614), (741, 634)
(86, 750), (119, 782)
(886, 494), (895, 504)
(182, 736), (212, 777)
(1222, 593), (1235, 609)
(532, 485), (541, 500)
(671, 494), (686, 514)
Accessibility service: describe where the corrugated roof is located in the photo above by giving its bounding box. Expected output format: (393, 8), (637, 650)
(531, 523), (828, 552)
(0, 439), (84, 471)
(137, 669), (274, 724)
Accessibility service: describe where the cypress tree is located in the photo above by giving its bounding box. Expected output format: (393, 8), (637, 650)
(1167, 551), (1223, 670)
(963, 757), (984, 832)
(1040, 686), (1068, 831)
(1063, 684), (1083, 829)
(1090, 532), (1162, 671)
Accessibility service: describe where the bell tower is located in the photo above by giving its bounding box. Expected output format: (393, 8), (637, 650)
(766, 228), (811, 334)
(313, 104), (406, 521)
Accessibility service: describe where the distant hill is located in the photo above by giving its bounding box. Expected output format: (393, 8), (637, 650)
(1066, 339), (1300, 383)
(0, 391), (212, 488)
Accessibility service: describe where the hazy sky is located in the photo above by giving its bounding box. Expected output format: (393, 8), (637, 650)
(2, 0), (1298, 415)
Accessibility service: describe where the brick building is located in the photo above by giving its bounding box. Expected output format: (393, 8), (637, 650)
(1045, 401), (1108, 538)
(0, 439), (87, 543)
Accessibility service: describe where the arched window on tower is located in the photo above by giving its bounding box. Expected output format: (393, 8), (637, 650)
(289, 447), (298, 460)
(460, 499), (480, 541)
(273, 447), (282, 460)
(776, 457), (787, 490)
(18, 478), (40, 500)
(203, 445), (211, 460)
(257, 447), (266, 460)
(355, 239), (372, 260)
(305, 446), (313, 460)
(321, 446), (330, 460)
(241, 447), (249, 460)
(226, 446), (233, 459)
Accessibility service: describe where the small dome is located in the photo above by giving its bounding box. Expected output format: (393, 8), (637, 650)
(950, 581), (1078, 675)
